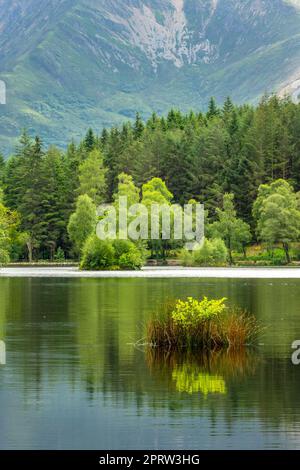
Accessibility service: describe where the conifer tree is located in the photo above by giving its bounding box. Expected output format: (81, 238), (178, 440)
(84, 128), (96, 151)
(133, 113), (145, 140)
(207, 97), (220, 120)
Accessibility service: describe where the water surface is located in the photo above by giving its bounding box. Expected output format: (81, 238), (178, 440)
(0, 277), (300, 449)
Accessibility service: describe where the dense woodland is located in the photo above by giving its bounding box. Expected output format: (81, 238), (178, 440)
(1, 95), (300, 266)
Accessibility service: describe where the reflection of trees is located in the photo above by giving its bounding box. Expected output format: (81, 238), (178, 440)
(1, 277), (300, 430)
(0, 278), (77, 400)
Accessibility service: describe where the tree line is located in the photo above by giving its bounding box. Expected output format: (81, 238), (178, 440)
(1, 95), (300, 265)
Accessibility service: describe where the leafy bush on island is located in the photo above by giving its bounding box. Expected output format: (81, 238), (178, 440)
(80, 236), (115, 270)
(147, 297), (262, 351)
(180, 238), (228, 267)
(113, 239), (145, 270)
(80, 236), (145, 270)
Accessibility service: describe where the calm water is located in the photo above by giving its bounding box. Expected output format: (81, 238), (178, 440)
(0, 277), (300, 450)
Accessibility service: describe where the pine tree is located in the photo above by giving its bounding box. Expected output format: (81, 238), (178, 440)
(101, 128), (109, 148)
(207, 97), (220, 120)
(222, 97), (234, 124)
(103, 127), (124, 200)
(84, 128), (96, 151)
(160, 129), (196, 204)
(0, 153), (5, 185)
(133, 113), (145, 140)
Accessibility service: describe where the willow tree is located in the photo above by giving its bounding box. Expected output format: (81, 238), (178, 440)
(67, 195), (97, 257)
(253, 179), (300, 263)
(211, 193), (251, 264)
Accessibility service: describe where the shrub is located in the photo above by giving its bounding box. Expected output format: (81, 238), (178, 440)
(54, 247), (65, 262)
(193, 239), (228, 266)
(80, 236), (145, 270)
(246, 248), (286, 266)
(119, 250), (144, 270)
(80, 235), (115, 270)
(180, 238), (228, 267)
(291, 246), (300, 261)
(0, 248), (10, 266)
(113, 239), (145, 270)
(210, 238), (228, 264)
(179, 249), (194, 266)
(112, 239), (134, 259)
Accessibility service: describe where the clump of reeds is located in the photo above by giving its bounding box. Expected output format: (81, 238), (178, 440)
(146, 297), (263, 351)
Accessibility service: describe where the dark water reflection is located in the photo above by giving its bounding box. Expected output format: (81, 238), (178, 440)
(0, 277), (300, 449)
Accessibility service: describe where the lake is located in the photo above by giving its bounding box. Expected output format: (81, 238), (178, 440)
(0, 276), (300, 449)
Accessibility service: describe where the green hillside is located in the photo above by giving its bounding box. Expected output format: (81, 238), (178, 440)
(1, 0), (300, 152)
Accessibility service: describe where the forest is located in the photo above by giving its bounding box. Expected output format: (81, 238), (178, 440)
(1, 95), (300, 268)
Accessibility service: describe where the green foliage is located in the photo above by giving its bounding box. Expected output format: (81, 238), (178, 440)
(141, 177), (175, 259)
(253, 179), (300, 263)
(0, 197), (22, 265)
(211, 193), (251, 264)
(4, 134), (71, 260)
(195, 239), (228, 266)
(113, 239), (145, 270)
(142, 177), (173, 206)
(67, 195), (97, 256)
(246, 248), (287, 266)
(3, 96), (300, 264)
(80, 236), (145, 271)
(84, 128), (96, 152)
(0, 154), (5, 184)
(80, 236), (115, 270)
(54, 247), (65, 262)
(0, 248), (10, 266)
(78, 149), (107, 205)
(119, 249), (144, 270)
(291, 246), (300, 261)
(180, 238), (228, 266)
(113, 173), (140, 207)
(172, 297), (227, 329)
(112, 239), (134, 259)
(207, 97), (220, 120)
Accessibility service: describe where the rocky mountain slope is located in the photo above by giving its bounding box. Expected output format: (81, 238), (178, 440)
(1, 0), (300, 151)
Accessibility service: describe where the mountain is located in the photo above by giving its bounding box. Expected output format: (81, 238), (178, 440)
(1, 0), (300, 152)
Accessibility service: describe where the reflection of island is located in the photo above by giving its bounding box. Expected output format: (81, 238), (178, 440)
(147, 349), (258, 397)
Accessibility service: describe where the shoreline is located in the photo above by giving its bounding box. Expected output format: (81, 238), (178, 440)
(1, 266), (300, 278)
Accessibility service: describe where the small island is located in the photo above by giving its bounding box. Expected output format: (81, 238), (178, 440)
(146, 297), (262, 351)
